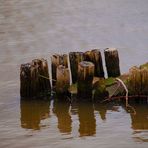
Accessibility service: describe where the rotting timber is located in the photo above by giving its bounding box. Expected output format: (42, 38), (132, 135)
(20, 50), (148, 104)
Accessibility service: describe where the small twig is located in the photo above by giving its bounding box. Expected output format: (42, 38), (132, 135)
(39, 74), (56, 82)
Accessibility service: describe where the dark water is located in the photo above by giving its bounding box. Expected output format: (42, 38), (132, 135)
(0, 0), (148, 147)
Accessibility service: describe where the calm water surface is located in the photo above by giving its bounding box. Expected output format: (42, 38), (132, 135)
(0, 0), (148, 148)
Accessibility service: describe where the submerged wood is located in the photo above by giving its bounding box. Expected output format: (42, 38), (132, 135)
(104, 48), (121, 77)
(20, 59), (51, 98)
(56, 65), (70, 95)
(77, 61), (94, 100)
(84, 49), (104, 77)
(69, 52), (84, 84)
(51, 54), (68, 86)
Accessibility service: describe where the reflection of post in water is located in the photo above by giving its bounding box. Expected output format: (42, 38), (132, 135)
(130, 105), (148, 130)
(20, 99), (50, 130)
(53, 100), (72, 134)
(78, 102), (96, 137)
(94, 103), (107, 120)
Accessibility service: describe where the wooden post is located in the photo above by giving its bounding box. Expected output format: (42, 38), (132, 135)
(51, 54), (68, 87)
(20, 58), (51, 98)
(77, 61), (94, 100)
(104, 48), (121, 77)
(20, 63), (32, 98)
(69, 52), (84, 83)
(84, 49), (104, 77)
(128, 66), (148, 96)
(140, 67), (148, 95)
(56, 65), (70, 95)
(32, 59), (51, 93)
(62, 54), (68, 68)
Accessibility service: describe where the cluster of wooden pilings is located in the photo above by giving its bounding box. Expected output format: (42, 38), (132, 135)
(20, 48), (121, 101)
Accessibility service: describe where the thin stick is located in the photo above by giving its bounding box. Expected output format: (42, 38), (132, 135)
(39, 74), (56, 82)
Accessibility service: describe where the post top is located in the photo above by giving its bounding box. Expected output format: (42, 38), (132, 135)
(79, 61), (94, 67)
(105, 48), (117, 52)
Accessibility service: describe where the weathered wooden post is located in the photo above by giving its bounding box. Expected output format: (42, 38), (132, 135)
(32, 59), (51, 93)
(77, 61), (94, 100)
(62, 54), (68, 68)
(20, 63), (32, 98)
(128, 66), (148, 96)
(84, 49), (104, 77)
(126, 64), (148, 103)
(51, 54), (68, 87)
(69, 52), (84, 84)
(56, 65), (70, 95)
(51, 54), (61, 87)
(140, 67), (148, 95)
(20, 58), (51, 98)
(104, 48), (121, 77)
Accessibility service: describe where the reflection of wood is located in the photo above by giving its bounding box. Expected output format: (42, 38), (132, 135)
(69, 52), (84, 83)
(56, 65), (70, 95)
(77, 61), (94, 100)
(104, 48), (120, 77)
(51, 54), (68, 86)
(20, 59), (51, 98)
(53, 101), (72, 134)
(94, 103), (107, 120)
(84, 49), (104, 77)
(78, 102), (96, 136)
(20, 100), (50, 130)
(131, 105), (148, 130)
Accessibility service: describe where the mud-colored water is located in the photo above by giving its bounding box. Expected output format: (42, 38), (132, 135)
(0, 0), (148, 148)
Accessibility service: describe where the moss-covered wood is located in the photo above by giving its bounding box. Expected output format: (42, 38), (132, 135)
(69, 52), (84, 84)
(104, 48), (121, 77)
(77, 61), (94, 100)
(84, 49), (104, 77)
(93, 79), (109, 102)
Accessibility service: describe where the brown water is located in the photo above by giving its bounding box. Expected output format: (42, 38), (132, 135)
(0, 0), (148, 147)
